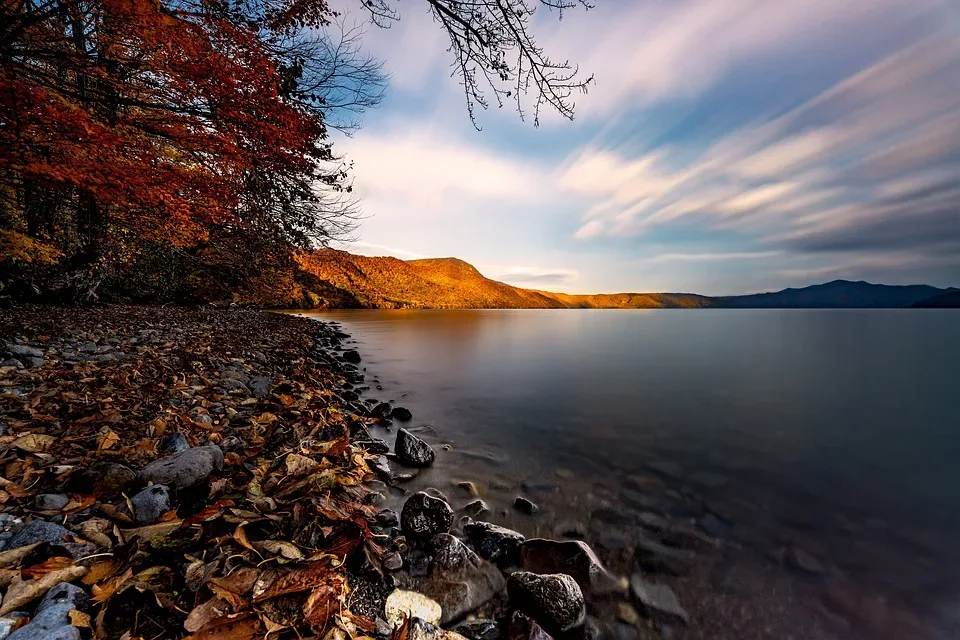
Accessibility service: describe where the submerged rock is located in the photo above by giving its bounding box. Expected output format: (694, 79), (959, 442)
(343, 350), (362, 364)
(635, 533), (695, 576)
(399, 533), (506, 624)
(396, 428), (436, 467)
(140, 443), (223, 489)
(521, 538), (624, 596)
(391, 406), (413, 421)
(784, 546), (826, 575)
(507, 571), (585, 636)
(401, 492), (454, 538)
(629, 574), (688, 625)
(463, 521), (525, 566)
(513, 497), (538, 515)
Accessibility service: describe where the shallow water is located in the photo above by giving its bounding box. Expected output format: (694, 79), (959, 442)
(295, 308), (960, 638)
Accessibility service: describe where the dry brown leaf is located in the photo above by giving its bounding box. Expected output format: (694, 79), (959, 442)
(185, 596), (231, 633)
(286, 453), (321, 476)
(120, 519), (182, 542)
(232, 523), (258, 555)
(0, 565), (87, 615)
(82, 558), (123, 585)
(96, 427), (120, 454)
(90, 567), (133, 605)
(21, 556), (75, 580)
(11, 433), (56, 453)
(254, 540), (304, 560)
(69, 609), (91, 628)
(185, 612), (262, 640)
(208, 567), (261, 597)
(253, 559), (338, 602)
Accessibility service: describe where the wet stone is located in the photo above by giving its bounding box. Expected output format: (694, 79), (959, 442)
(8, 520), (74, 550)
(343, 350), (362, 364)
(463, 521), (525, 566)
(161, 432), (190, 453)
(391, 406), (413, 421)
(507, 571), (586, 636)
(401, 492), (454, 538)
(521, 538), (624, 596)
(635, 533), (695, 576)
(395, 428), (436, 468)
(454, 619), (501, 640)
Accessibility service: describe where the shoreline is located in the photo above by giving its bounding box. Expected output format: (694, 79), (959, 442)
(0, 305), (949, 640)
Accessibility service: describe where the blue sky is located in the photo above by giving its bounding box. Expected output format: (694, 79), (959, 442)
(332, 0), (960, 295)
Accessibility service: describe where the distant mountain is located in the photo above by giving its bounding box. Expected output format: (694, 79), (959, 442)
(294, 250), (711, 309)
(911, 290), (960, 308)
(291, 250), (956, 310)
(716, 280), (955, 309)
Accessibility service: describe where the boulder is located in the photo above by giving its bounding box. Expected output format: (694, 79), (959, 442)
(372, 403), (393, 419)
(131, 485), (172, 524)
(462, 500), (490, 519)
(463, 521), (525, 565)
(385, 589), (442, 628)
(140, 444), (223, 489)
(629, 574), (688, 625)
(521, 538), (624, 596)
(391, 406), (413, 421)
(401, 492), (454, 538)
(507, 571), (585, 636)
(399, 534), (506, 624)
(5, 344), (43, 359)
(343, 350), (362, 364)
(33, 494), (69, 511)
(396, 429), (436, 468)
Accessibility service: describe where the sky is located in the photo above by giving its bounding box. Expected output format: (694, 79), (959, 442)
(330, 0), (960, 295)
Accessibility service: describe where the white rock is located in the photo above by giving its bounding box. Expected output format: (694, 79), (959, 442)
(385, 589), (442, 629)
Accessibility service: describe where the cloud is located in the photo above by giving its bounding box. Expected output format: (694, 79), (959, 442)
(562, 33), (960, 267)
(347, 241), (428, 260)
(482, 265), (580, 289)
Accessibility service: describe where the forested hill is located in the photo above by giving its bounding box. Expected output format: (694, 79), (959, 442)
(294, 250), (716, 309)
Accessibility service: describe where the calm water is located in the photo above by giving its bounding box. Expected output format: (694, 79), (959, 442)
(296, 309), (960, 638)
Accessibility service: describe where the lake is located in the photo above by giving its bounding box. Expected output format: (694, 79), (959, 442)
(294, 308), (960, 639)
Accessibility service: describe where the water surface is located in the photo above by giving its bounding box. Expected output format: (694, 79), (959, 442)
(297, 309), (960, 638)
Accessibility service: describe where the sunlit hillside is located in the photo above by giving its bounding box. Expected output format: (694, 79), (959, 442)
(295, 249), (716, 309)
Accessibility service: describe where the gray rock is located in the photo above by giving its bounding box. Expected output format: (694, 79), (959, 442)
(218, 378), (250, 394)
(248, 376), (272, 397)
(376, 509), (400, 528)
(629, 574), (688, 625)
(140, 444), (223, 489)
(73, 461), (137, 496)
(454, 619), (501, 640)
(161, 432), (189, 453)
(395, 429), (436, 468)
(463, 521), (525, 565)
(521, 538), (624, 596)
(21, 357), (44, 368)
(406, 550), (432, 578)
(506, 612), (552, 640)
(8, 624), (79, 640)
(383, 552), (404, 571)
(77, 342), (98, 353)
(513, 497), (538, 515)
(5, 344), (43, 359)
(507, 571), (585, 636)
(131, 485), (172, 524)
(33, 494), (69, 511)
(0, 359), (23, 369)
(401, 492), (454, 538)
(371, 402), (393, 419)
(8, 520), (74, 550)
(400, 534), (505, 624)
(635, 533), (695, 576)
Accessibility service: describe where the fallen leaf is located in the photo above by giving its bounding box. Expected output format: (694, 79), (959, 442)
(0, 565), (87, 615)
(253, 559), (337, 602)
(286, 453), (321, 476)
(82, 558), (123, 585)
(185, 596), (231, 632)
(69, 609), (91, 628)
(11, 433), (56, 453)
(91, 568), (133, 604)
(0, 542), (40, 567)
(96, 427), (120, 453)
(185, 612), (262, 640)
(120, 519), (183, 542)
(254, 540), (303, 560)
(22, 556), (75, 580)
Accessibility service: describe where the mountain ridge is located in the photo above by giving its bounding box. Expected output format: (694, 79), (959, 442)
(291, 249), (957, 309)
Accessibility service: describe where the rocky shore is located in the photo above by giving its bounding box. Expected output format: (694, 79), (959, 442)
(0, 306), (946, 640)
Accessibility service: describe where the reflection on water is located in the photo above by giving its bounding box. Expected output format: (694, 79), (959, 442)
(295, 309), (960, 638)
